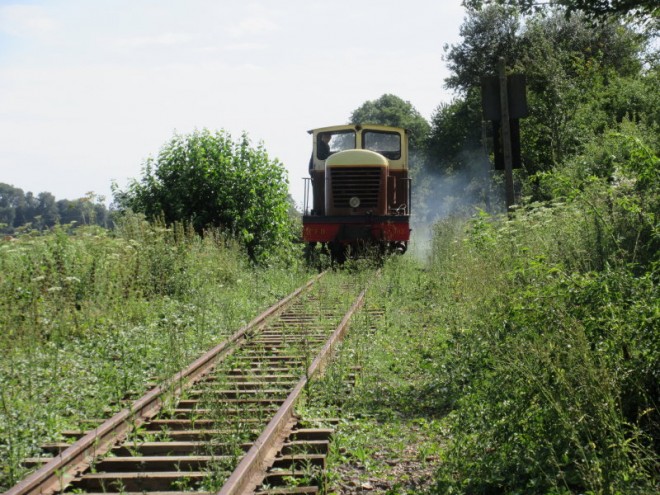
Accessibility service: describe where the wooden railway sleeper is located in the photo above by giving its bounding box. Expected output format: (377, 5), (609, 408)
(10, 272), (374, 495)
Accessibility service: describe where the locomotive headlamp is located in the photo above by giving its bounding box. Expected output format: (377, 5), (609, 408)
(349, 196), (360, 208)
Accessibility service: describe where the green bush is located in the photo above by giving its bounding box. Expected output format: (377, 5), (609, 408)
(114, 129), (296, 263)
(433, 262), (657, 493)
(428, 128), (659, 493)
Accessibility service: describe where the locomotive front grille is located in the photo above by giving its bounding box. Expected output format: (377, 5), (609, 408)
(330, 167), (381, 208)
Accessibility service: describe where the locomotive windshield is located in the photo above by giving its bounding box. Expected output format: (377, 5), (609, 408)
(316, 130), (355, 160)
(363, 130), (401, 160)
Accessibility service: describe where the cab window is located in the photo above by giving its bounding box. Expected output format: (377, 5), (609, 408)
(317, 131), (356, 160)
(363, 131), (401, 160)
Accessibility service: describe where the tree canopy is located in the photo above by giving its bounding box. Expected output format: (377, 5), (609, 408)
(432, 5), (654, 175)
(443, 4), (646, 93)
(0, 184), (108, 233)
(462, 0), (660, 23)
(113, 129), (293, 262)
(349, 94), (430, 151)
(444, 4), (522, 93)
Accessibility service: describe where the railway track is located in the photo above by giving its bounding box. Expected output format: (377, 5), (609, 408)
(6, 272), (372, 495)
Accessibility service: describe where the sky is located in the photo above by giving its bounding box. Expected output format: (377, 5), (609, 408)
(0, 0), (466, 209)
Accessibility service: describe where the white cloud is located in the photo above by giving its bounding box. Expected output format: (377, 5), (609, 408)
(0, 4), (56, 37)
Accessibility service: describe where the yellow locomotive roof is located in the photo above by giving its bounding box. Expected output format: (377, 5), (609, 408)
(308, 124), (407, 135)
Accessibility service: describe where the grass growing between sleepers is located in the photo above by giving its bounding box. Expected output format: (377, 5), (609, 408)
(300, 255), (449, 494)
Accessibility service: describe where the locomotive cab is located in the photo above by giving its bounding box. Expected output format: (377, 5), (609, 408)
(303, 124), (411, 261)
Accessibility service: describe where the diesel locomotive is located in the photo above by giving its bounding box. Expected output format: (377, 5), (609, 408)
(302, 124), (411, 261)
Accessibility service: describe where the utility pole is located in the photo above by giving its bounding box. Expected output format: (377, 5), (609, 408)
(481, 60), (527, 211)
(498, 57), (515, 211)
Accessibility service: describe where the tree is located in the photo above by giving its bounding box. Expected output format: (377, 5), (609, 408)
(0, 183), (24, 230)
(462, 0), (659, 23)
(427, 91), (484, 172)
(15, 191), (38, 227)
(57, 194), (109, 227)
(114, 129), (293, 262)
(349, 94), (431, 152)
(439, 6), (651, 173)
(35, 192), (59, 229)
(444, 5), (523, 93)
(520, 12), (649, 169)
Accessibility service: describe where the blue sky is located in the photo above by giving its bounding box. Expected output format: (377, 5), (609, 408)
(0, 0), (465, 207)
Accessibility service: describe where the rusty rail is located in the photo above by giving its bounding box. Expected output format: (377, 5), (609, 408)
(4, 272), (325, 495)
(218, 288), (367, 495)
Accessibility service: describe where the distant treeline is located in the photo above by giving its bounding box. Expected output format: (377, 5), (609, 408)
(0, 183), (111, 234)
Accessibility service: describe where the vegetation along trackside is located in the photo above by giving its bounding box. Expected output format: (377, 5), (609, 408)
(0, 218), (308, 490)
(113, 129), (296, 264)
(1, 0), (658, 493)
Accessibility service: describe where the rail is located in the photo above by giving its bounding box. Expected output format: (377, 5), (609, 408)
(4, 273), (325, 495)
(4, 270), (372, 495)
(219, 287), (367, 494)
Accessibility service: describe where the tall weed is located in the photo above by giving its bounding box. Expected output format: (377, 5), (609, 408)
(0, 215), (307, 489)
(428, 131), (658, 493)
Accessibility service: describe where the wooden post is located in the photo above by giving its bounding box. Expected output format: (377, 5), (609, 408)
(498, 57), (515, 211)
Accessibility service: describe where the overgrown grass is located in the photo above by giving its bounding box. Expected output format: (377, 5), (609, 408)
(2, 126), (657, 494)
(429, 215), (658, 494)
(300, 256), (449, 494)
(427, 130), (659, 494)
(301, 127), (658, 494)
(0, 215), (308, 490)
